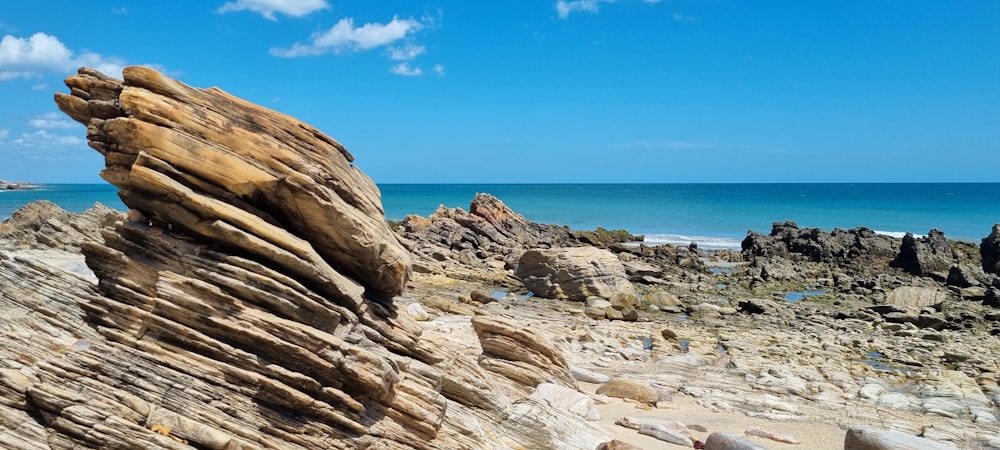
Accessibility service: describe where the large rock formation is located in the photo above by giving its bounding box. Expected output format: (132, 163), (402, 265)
(516, 247), (635, 301)
(981, 224), (1000, 276)
(0, 200), (121, 252)
(891, 229), (954, 276)
(398, 192), (574, 281)
(741, 221), (899, 271)
(0, 66), (612, 449)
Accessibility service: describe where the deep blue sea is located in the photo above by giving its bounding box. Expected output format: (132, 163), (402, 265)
(3, 183), (998, 249)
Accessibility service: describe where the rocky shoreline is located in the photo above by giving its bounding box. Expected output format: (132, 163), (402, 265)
(0, 179), (42, 190)
(1, 67), (998, 449)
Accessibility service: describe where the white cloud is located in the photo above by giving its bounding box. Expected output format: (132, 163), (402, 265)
(272, 16), (423, 57)
(556, 0), (605, 19)
(0, 129), (8, 139)
(218, 0), (330, 20)
(391, 62), (422, 76)
(389, 43), (425, 61)
(12, 130), (84, 148)
(433, 64), (445, 76)
(0, 32), (125, 80)
(28, 112), (78, 129)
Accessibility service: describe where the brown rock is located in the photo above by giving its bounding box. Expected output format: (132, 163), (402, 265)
(596, 378), (672, 404)
(516, 247), (635, 301)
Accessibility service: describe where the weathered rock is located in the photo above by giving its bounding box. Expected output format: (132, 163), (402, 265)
(570, 365), (611, 383)
(0, 66), (620, 450)
(886, 286), (948, 309)
(892, 230), (954, 277)
(0, 201), (122, 252)
(529, 382), (599, 420)
(742, 221), (899, 270)
(981, 224), (1000, 276)
(946, 263), (982, 288)
(843, 425), (956, 450)
(596, 378), (671, 404)
(56, 66), (410, 300)
(397, 193), (574, 283)
(472, 315), (577, 390)
(702, 431), (768, 450)
(597, 440), (645, 450)
(516, 247), (635, 301)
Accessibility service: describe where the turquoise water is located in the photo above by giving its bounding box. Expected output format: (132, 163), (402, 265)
(3, 183), (998, 249)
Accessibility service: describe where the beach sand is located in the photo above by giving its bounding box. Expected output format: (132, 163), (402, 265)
(583, 381), (848, 449)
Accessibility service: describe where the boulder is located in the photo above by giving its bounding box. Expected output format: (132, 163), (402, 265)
(516, 247), (635, 301)
(703, 431), (768, 450)
(529, 382), (599, 420)
(596, 378), (671, 404)
(892, 229), (954, 277)
(843, 425), (956, 450)
(472, 315), (577, 390)
(981, 224), (1000, 276)
(886, 286), (948, 309)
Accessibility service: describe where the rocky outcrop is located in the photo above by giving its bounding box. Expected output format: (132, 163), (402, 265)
(981, 224), (1000, 276)
(892, 229), (954, 277)
(0, 179), (41, 190)
(56, 66), (410, 300)
(741, 221), (898, 272)
(0, 200), (122, 251)
(516, 247), (635, 301)
(0, 66), (614, 450)
(398, 193), (573, 281)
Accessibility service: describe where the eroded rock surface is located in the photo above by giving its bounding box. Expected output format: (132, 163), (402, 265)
(0, 67), (613, 450)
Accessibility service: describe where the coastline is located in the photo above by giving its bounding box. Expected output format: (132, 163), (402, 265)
(3, 182), (998, 247)
(0, 179), (43, 191)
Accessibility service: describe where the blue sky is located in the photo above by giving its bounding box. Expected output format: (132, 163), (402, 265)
(0, 1), (997, 183)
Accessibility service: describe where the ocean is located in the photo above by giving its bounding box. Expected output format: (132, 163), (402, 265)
(3, 183), (998, 250)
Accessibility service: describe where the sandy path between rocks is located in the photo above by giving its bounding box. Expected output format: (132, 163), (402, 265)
(582, 382), (847, 449)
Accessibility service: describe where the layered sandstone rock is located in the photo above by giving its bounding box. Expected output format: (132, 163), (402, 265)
(0, 66), (612, 450)
(516, 247), (635, 301)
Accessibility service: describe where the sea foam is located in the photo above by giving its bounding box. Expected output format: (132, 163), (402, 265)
(642, 233), (743, 250)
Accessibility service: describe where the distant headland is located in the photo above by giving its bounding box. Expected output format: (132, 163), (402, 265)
(0, 179), (42, 190)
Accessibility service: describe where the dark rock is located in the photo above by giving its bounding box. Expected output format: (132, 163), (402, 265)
(981, 224), (1000, 276)
(742, 222), (898, 272)
(570, 226), (642, 247)
(891, 229), (954, 276)
(946, 263), (981, 288)
(984, 287), (1000, 308)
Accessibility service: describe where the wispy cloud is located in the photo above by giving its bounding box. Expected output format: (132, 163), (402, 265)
(4, 112), (84, 152)
(11, 129), (83, 148)
(218, 0), (330, 21)
(432, 64), (445, 76)
(271, 16), (424, 57)
(27, 112), (77, 129)
(556, 0), (664, 19)
(272, 14), (440, 76)
(0, 32), (125, 80)
(390, 62), (422, 76)
(556, 0), (608, 19)
(388, 43), (425, 61)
